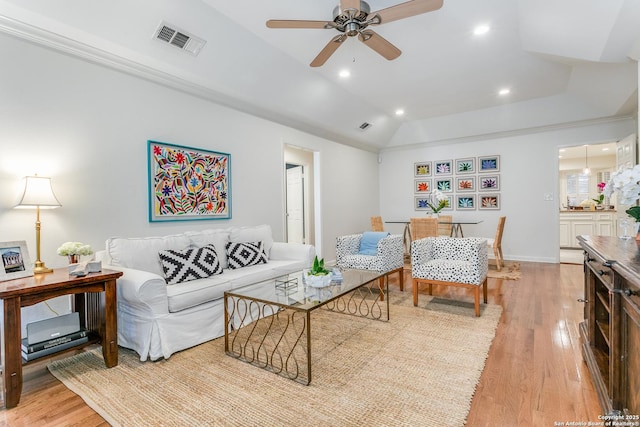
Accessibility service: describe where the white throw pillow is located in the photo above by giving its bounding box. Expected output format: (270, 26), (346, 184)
(106, 233), (191, 276)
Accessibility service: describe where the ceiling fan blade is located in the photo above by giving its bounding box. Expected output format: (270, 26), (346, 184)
(370, 0), (443, 25)
(340, 0), (361, 13)
(310, 34), (348, 67)
(358, 30), (401, 60)
(266, 20), (333, 29)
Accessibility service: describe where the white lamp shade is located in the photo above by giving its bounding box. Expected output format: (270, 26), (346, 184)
(16, 175), (61, 208)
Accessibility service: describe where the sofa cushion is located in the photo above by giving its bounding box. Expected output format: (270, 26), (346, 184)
(159, 245), (223, 285)
(165, 274), (232, 313)
(229, 225), (274, 258)
(185, 229), (231, 269)
(226, 241), (268, 269)
(107, 233), (191, 276)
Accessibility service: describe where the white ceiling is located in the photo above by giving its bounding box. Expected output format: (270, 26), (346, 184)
(0, 0), (639, 152)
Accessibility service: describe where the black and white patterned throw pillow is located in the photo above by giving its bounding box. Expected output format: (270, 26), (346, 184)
(226, 241), (268, 269)
(158, 244), (222, 285)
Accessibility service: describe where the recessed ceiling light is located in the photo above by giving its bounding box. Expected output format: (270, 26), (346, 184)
(559, 149), (566, 152)
(473, 25), (490, 36)
(338, 69), (350, 78)
(602, 147), (610, 151)
(395, 109), (405, 116)
(498, 88), (510, 96)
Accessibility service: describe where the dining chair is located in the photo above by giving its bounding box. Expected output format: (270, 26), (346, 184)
(485, 216), (506, 271)
(437, 214), (453, 236)
(409, 217), (439, 240)
(370, 216), (384, 232)
(411, 237), (488, 316)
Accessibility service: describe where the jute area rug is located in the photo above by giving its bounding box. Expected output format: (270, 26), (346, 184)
(48, 291), (502, 427)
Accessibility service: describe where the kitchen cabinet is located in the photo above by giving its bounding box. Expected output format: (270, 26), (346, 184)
(560, 211), (616, 248)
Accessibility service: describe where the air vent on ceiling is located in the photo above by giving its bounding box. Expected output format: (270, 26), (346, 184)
(359, 122), (372, 131)
(154, 22), (206, 56)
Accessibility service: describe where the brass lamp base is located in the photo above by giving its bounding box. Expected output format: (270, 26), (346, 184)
(33, 261), (53, 274)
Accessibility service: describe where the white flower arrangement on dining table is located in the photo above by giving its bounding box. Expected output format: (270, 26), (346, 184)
(56, 241), (93, 256)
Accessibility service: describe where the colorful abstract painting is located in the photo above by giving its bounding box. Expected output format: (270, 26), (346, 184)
(148, 140), (231, 222)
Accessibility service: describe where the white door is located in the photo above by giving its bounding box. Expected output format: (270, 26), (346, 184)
(286, 165), (305, 244)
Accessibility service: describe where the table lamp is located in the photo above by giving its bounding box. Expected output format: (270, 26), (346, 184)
(15, 175), (61, 274)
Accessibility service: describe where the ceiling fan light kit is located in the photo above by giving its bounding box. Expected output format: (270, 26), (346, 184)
(266, 0), (444, 67)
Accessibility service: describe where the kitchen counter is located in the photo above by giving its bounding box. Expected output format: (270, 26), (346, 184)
(560, 209), (617, 212)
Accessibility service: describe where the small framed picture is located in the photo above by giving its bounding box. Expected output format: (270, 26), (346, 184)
(455, 158), (475, 174)
(0, 241), (33, 281)
(479, 175), (500, 191)
(434, 160), (453, 176)
(435, 178), (453, 192)
(479, 155), (500, 173)
(414, 162), (432, 177)
(442, 195), (454, 211)
(456, 195), (476, 210)
(414, 196), (431, 211)
(479, 194), (501, 210)
(414, 179), (431, 193)
(456, 177), (476, 192)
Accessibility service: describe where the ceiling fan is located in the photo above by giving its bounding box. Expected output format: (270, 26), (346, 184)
(266, 0), (444, 67)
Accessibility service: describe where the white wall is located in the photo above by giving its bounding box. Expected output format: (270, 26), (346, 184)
(0, 33), (379, 331)
(380, 119), (636, 263)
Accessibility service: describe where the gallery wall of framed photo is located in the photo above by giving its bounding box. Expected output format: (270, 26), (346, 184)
(413, 155), (501, 211)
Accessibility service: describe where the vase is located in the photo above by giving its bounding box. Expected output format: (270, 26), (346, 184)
(426, 212), (439, 218)
(68, 254), (80, 264)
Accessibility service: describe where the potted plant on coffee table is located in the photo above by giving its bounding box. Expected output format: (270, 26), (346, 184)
(304, 256), (332, 288)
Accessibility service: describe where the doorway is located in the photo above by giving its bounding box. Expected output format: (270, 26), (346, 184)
(284, 145), (315, 246)
(558, 141), (617, 263)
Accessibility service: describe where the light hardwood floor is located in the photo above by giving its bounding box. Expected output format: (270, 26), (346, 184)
(0, 262), (600, 426)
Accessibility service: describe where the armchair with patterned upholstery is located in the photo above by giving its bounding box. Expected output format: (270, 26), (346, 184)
(336, 233), (404, 292)
(411, 237), (488, 316)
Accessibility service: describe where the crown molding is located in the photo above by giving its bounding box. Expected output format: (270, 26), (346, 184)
(380, 115), (637, 153)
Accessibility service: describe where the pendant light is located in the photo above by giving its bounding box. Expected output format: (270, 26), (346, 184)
(583, 145), (591, 176)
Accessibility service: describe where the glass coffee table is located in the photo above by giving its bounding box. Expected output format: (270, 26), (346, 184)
(224, 268), (389, 385)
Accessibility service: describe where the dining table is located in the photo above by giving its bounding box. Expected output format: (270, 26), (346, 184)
(385, 218), (484, 254)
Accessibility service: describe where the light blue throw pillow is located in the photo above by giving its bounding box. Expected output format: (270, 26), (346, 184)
(358, 232), (389, 256)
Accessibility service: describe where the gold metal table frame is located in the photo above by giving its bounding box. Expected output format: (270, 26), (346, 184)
(223, 269), (388, 385)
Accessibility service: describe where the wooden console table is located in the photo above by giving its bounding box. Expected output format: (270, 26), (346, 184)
(0, 268), (122, 408)
(577, 235), (640, 416)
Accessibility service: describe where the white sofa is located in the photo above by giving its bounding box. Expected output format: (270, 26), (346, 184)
(96, 225), (315, 361)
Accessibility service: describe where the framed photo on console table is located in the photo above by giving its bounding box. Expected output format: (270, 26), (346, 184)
(148, 140), (231, 222)
(0, 240), (33, 281)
